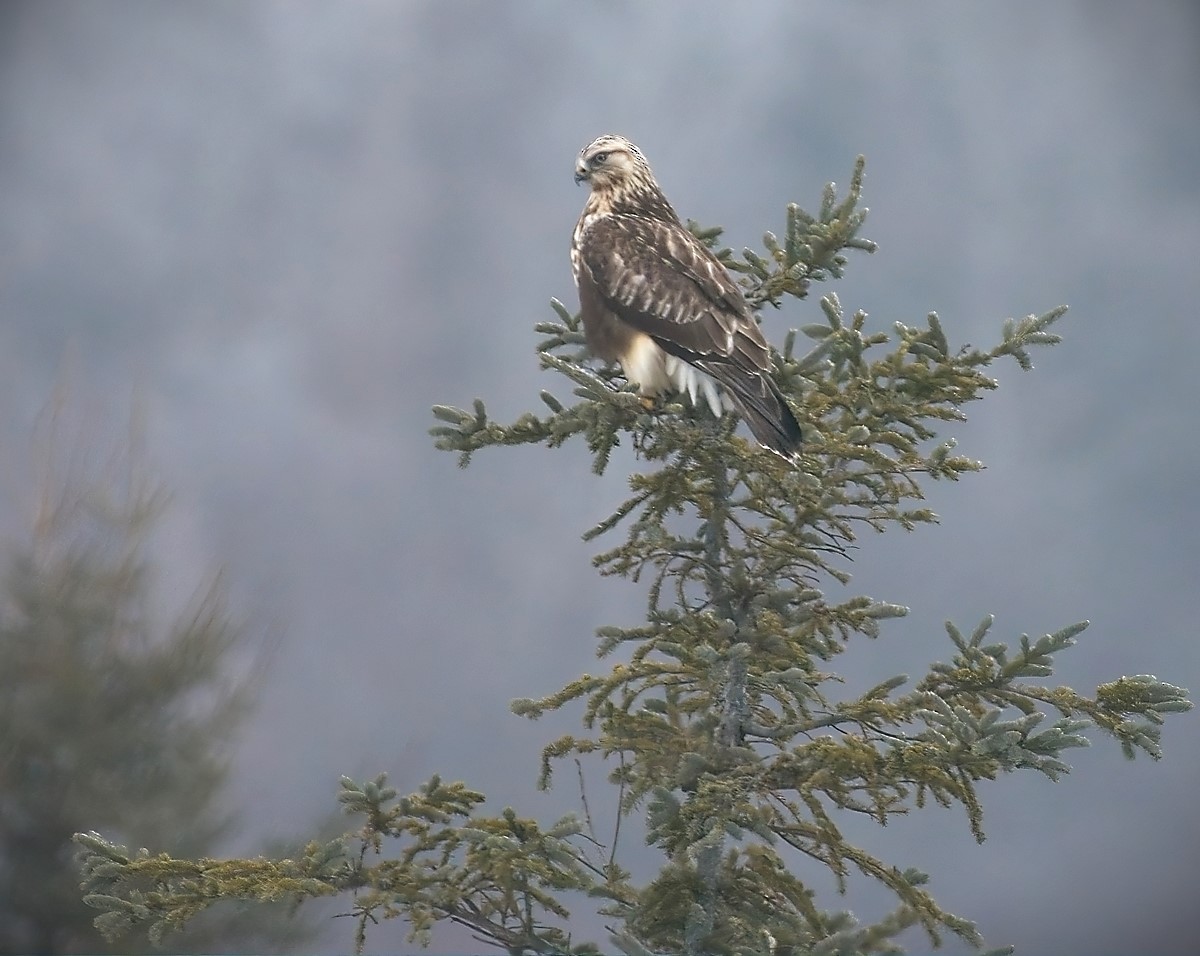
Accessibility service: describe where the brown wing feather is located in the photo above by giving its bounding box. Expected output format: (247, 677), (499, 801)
(577, 211), (803, 456)
(577, 215), (769, 372)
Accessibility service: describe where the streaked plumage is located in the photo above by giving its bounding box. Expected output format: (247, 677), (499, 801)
(571, 134), (802, 457)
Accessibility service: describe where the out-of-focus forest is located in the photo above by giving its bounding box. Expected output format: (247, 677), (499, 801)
(0, 392), (319, 952)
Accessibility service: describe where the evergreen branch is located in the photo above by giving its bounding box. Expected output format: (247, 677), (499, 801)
(918, 619), (1192, 761)
(76, 775), (609, 955)
(720, 155), (876, 308)
(75, 831), (344, 945)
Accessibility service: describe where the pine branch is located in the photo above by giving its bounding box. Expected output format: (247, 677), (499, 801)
(76, 775), (610, 955)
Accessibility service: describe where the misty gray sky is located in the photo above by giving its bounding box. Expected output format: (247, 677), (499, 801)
(1, 2), (1197, 953)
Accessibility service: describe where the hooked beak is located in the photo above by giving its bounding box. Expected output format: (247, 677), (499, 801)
(573, 165), (589, 185)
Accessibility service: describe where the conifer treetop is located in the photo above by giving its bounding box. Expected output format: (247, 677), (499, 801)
(76, 156), (1191, 956)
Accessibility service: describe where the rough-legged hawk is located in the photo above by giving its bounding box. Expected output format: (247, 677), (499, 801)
(571, 133), (802, 457)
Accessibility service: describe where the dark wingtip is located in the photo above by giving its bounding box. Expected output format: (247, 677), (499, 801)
(700, 365), (804, 461)
(740, 398), (803, 460)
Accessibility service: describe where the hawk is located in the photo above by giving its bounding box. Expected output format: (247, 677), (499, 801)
(571, 133), (802, 457)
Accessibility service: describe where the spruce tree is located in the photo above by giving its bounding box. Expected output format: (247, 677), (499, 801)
(75, 157), (1191, 955)
(0, 403), (316, 953)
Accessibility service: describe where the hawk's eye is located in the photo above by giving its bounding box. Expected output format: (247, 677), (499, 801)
(592, 152), (608, 165)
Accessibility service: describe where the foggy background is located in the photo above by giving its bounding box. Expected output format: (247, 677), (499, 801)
(2, 1), (1197, 953)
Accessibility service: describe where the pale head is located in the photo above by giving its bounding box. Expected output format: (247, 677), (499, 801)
(574, 134), (654, 191)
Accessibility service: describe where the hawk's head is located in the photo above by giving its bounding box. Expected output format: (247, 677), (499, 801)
(574, 134), (654, 192)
